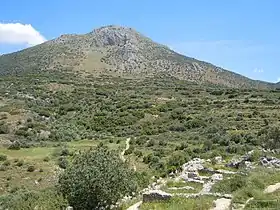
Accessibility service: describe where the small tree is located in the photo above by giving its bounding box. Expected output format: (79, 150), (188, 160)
(57, 147), (138, 210)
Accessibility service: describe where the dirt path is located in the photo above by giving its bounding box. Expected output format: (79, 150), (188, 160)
(121, 138), (130, 162)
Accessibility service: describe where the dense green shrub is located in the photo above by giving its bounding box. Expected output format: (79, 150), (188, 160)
(27, 165), (35, 172)
(0, 189), (68, 210)
(0, 154), (7, 161)
(15, 160), (24, 167)
(58, 147), (138, 210)
(8, 141), (21, 150)
(0, 121), (9, 134)
(57, 157), (68, 169)
(261, 126), (280, 149)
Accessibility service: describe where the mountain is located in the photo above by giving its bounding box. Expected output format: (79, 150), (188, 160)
(0, 25), (273, 88)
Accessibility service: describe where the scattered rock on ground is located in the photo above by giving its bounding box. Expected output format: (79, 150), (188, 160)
(211, 174), (223, 182)
(260, 157), (280, 168)
(182, 158), (204, 172)
(143, 190), (172, 203)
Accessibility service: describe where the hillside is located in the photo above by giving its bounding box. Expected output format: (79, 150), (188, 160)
(0, 25), (273, 89)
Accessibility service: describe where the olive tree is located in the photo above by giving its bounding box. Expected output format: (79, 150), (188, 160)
(57, 147), (138, 210)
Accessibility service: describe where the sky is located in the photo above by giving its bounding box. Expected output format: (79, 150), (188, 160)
(1, 0), (279, 83)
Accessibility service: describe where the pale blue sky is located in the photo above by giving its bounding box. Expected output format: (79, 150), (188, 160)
(1, 0), (279, 82)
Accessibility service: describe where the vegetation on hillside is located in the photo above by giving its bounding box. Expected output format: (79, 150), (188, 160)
(0, 69), (280, 209)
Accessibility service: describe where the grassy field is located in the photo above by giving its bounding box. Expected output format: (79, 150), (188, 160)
(0, 139), (127, 195)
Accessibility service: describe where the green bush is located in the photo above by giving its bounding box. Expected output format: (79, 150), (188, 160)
(0, 154), (7, 161)
(8, 141), (21, 150)
(3, 160), (10, 166)
(58, 147), (138, 210)
(212, 174), (246, 193)
(0, 121), (9, 134)
(134, 150), (143, 157)
(57, 157), (68, 169)
(43, 156), (50, 162)
(0, 189), (68, 210)
(15, 160), (24, 167)
(27, 165), (35, 172)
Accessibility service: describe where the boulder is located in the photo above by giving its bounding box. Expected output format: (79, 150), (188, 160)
(211, 173), (223, 182)
(143, 190), (172, 203)
(214, 156), (223, 164)
(66, 207), (73, 210)
(182, 158), (204, 172)
(260, 156), (280, 168)
(187, 171), (201, 180)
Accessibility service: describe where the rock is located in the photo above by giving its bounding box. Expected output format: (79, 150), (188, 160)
(182, 158), (204, 172)
(66, 207), (73, 210)
(143, 190), (172, 203)
(264, 183), (280, 193)
(200, 167), (215, 174)
(215, 169), (236, 175)
(226, 157), (243, 169)
(214, 156), (223, 164)
(187, 171), (201, 180)
(168, 186), (194, 191)
(180, 174), (204, 184)
(244, 161), (255, 169)
(200, 181), (215, 194)
(211, 198), (231, 210)
(260, 156), (280, 168)
(211, 174), (223, 182)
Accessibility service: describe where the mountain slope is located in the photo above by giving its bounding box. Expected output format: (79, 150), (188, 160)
(0, 25), (273, 88)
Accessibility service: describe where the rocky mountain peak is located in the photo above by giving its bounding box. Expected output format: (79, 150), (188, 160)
(89, 25), (144, 47)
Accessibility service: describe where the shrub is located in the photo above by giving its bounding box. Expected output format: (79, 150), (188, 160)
(43, 156), (50, 162)
(0, 154), (7, 161)
(262, 126), (280, 149)
(27, 165), (35, 172)
(0, 165), (7, 171)
(15, 160), (24, 167)
(8, 141), (21, 150)
(212, 174), (246, 193)
(57, 157), (68, 169)
(57, 147), (138, 210)
(147, 139), (156, 147)
(3, 160), (11, 166)
(134, 150), (143, 157)
(168, 152), (187, 168)
(0, 121), (9, 134)
(124, 146), (134, 155)
(60, 148), (70, 156)
(0, 189), (68, 210)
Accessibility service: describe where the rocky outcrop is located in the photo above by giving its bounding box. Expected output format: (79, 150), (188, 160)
(260, 156), (280, 168)
(142, 190), (172, 203)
